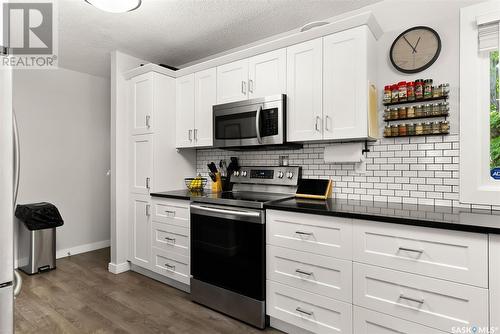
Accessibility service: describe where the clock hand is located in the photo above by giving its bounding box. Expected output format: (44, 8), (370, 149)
(403, 36), (417, 53)
(412, 37), (421, 54)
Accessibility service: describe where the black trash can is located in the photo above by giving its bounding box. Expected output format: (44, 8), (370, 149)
(15, 203), (64, 275)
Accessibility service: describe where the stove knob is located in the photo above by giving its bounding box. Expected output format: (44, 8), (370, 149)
(277, 171), (284, 179)
(234, 171), (240, 177)
(242, 171), (248, 177)
(286, 172), (294, 179)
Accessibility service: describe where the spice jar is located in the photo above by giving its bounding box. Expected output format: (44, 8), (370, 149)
(383, 108), (391, 120)
(440, 121), (450, 133)
(406, 105), (415, 118)
(423, 104), (432, 116)
(432, 103), (441, 116)
(398, 123), (407, 136)
(391, 125), (399, 137)
(383, 85), (392, 104)
(391, 84), (399, 103)
(398, 106), (407, 119)
(433, 85), (442, 98)
(424, 79), (433, 99)
(432, 122), (441, 134)
(384, 125), (392, 137)
(440, 102), (449, 115)
(415, 104), (424, 117)
(390, 108), (399, 120)
(415, 79), (424, 100)
(423, 122), (432, 134)
(407, 81), (415, 101)
(398, 81), (407, 102)
(415, 123), (424, 135)
(442, 83), (450, 96)
(407, 123), (416, 135)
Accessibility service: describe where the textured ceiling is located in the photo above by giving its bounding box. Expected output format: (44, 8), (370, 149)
(59, 0), (382, 77)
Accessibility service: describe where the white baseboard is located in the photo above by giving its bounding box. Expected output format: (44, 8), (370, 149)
(56, 239), (110, 259)
(108, 261), (131, 274)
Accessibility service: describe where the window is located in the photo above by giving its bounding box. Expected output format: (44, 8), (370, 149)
(460, 2), (500, 205)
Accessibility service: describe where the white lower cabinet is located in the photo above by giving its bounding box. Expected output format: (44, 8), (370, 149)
(152, 222), (189, 257)
(353, 263), (489, 333)
(129, 194), (152, 269)
(267, 281), (352, 334)
(151, 247), (190, 285)
(353, 306), (445, 334)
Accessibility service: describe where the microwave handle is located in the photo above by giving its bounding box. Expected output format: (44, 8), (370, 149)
(255, 105), (262, 144)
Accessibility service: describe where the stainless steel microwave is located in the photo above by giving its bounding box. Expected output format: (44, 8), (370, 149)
(213, 94), (286, 148)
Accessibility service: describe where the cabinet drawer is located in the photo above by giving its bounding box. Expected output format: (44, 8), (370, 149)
(152, 198), (190, 227)
(353, 263), (488, 332)
(353, 220), (488, 287)
(151, 222), (189, 257)
(353, 306), (445, 334)
(267, 281), (352, 334)
(266, 210), (352, 260)
(267, 245), (352, 303)
(151, 247), (190, 285)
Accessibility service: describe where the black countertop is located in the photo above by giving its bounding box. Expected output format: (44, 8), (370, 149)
(264, 198), (500, 234)
(150, 189), (208, 200)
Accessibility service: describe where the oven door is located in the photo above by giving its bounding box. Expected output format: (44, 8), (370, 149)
(190, 203), (265, 301)
(212, 95), (285, 148)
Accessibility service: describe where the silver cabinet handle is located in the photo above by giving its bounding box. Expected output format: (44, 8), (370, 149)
(398, 247), (424, 254)
(296, 307), (313, 316)
(164, 210), (176, 216)
(295, 231), (313, 236)
(146, 204), (151, 217)
(13, 270), (22, 298)
(295, 269), (313, 276)
(13, 110), (20, 208)
(255, 105), (262, 144)
(146, 115), (151, 129)
(325, 115), (330, 131)
(241, 81), (247, 95)
(399, 294), (424, 304)
(194, 128), (198, 141)
(164, 263), (175, 271)
(146, 177), (151, 190)
(188, 129), (192, 141)
(248, 79), (254, 93)
(164, 237), (176, 243)
(315, 116), (322, 132)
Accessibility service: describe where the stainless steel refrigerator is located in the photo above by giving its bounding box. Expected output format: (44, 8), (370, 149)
(0, 61), (22, 334)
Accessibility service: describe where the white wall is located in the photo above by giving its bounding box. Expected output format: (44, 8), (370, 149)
(13, 68), (111, 259)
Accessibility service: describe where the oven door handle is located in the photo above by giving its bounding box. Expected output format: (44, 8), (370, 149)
(255, 105), (262, 144)
(191, 204), (261, 218)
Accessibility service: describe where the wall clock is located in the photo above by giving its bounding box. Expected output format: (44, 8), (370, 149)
(390, 26), (441, 74)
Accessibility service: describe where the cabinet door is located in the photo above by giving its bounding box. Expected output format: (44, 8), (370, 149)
(216, 59), (248, 104)
(323, 27), (368, 140)
(129, 72), (154, 135)
(175, 74), (195, 148)
(130, 134), (153, 195)
(248, 49), (286, 99)
(129, 195), (151, 269)
(286, 38), (323, 142)
(194, 68), (216, 147)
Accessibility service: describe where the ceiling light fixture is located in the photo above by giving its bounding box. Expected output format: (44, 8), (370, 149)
(84, 0), (142, 13)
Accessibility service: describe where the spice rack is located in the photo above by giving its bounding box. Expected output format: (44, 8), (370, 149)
(382, 95), (448, 107)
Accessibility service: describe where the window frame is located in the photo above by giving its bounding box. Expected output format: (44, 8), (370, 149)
(460, 1), (500, 206)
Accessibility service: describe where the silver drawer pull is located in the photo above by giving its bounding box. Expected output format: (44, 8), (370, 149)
(164, 210), (176, 216)
(398, 247), (424, 254)
(295, 231), (313, 236)
(164, 237), (176, 243)
(145, 115), (151, 129)
(296, 307), (313, 316)
(295, 269), (313, 276)
(399, 294), (424, 304)
(164, 263), (175, 271)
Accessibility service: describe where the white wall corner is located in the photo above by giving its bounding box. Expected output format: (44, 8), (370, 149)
(108, 261), (131, 274)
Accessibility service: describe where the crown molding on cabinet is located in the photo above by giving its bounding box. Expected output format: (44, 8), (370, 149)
(123, 11), (382, 80)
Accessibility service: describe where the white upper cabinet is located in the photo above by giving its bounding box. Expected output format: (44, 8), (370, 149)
(194, 68), (216, 147)
(286, 38), (323, 142)
(175, 74), (195, 148)
(248, 49), (286, 99)
(129, 72), (154, 135)
(130, 134), (153, 195)
(323, 26), (373, 140)
(217, 59), (248, 104)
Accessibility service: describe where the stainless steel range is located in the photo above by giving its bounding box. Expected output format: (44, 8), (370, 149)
(190, 166), (301, 329)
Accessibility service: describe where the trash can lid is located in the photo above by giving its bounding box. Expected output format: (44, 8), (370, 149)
(15, 202), (64, 231)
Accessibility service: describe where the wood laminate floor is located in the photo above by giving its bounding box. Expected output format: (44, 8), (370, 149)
(14, 248), (281, 334)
